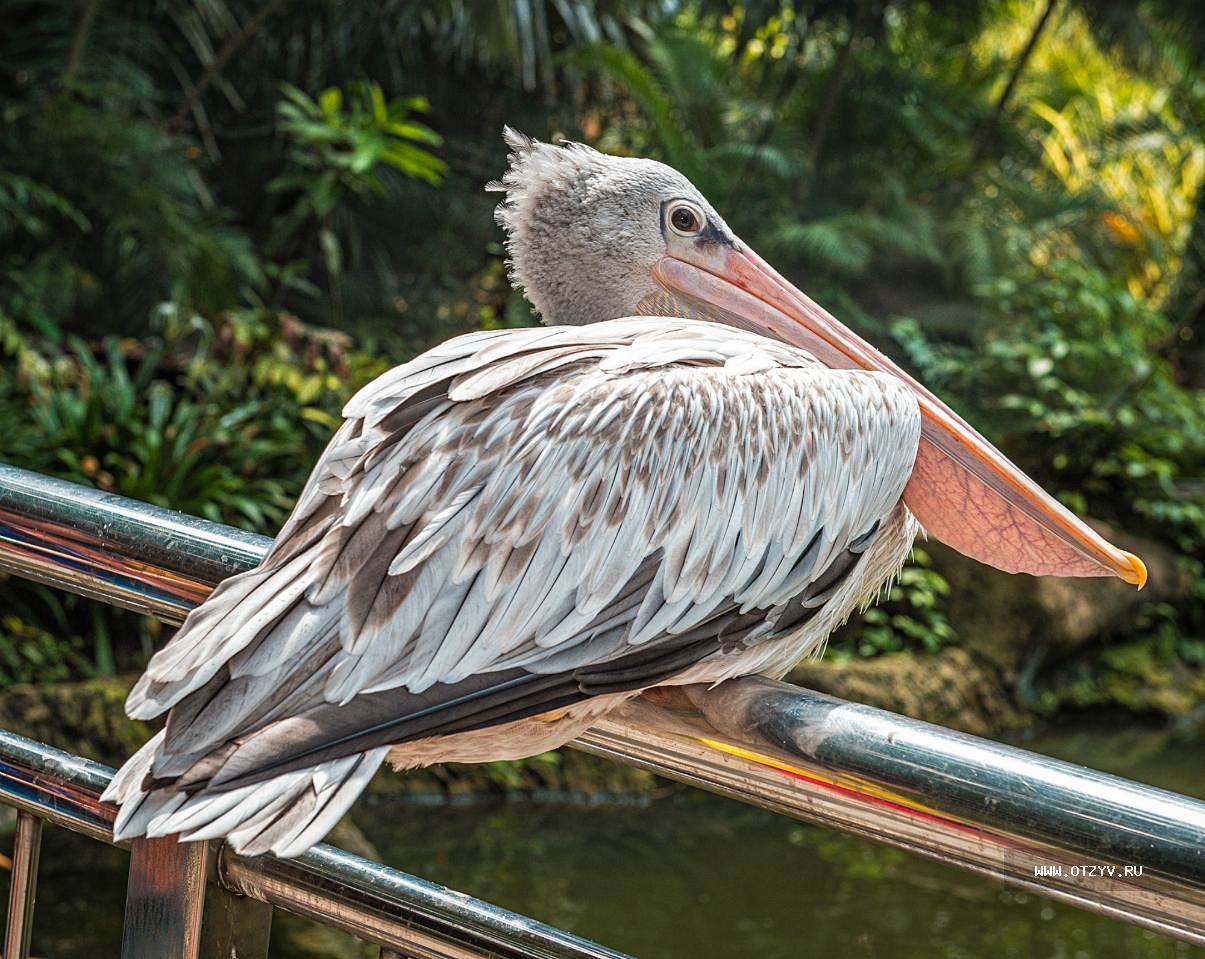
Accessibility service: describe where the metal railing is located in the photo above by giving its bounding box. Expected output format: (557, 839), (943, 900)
(1, 461), (1203, 956)
(0, 728), (629, 959)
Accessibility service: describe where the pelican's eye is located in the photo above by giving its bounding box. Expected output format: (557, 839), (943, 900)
(669, 203), (703, 235)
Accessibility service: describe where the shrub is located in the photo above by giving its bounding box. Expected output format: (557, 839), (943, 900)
(0, 311), (387, 683)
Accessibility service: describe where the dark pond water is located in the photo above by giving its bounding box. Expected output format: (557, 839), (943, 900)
(3, 722), (1203, 958)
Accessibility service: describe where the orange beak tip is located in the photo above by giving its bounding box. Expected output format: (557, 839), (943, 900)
(1122, 551), (1148, 590)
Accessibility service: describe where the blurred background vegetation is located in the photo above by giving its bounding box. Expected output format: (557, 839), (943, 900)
(0, 0), (1201, 729)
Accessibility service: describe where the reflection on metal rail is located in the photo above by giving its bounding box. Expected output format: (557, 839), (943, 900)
(0, 729), (629, 959)
(1, 461), (1204, 953)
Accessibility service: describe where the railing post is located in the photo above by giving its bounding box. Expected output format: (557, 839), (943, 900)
(120, 835), (211, 959)
(197, 878), (273, 959)
(3, 811), (43, 959)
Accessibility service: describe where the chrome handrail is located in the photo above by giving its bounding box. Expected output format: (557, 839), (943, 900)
(1, 461), (1203, 952)
(0, 728), (629, 959)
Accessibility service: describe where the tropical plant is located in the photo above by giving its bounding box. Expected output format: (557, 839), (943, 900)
(266, 82), (449, 325)
(0, 93), (264, 337)
(393, 0), (666, 91)
(269, 83), (447, 251)
(827, 547), (958, 660)
(12, 334), (305, 530)
(0, 310), (388, 683)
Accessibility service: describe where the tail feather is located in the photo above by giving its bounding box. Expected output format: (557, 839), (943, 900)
(148, 784), (250, 838)
(267, 750), (387, 858)
(101, 729), (164, 805)
(103, 731), (188, 842)
(104, 730), (388, 858)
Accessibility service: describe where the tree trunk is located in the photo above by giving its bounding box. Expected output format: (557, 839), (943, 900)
(62, 0), (103, 86)
(970, 0), (1060, 164)
(808, 2), (868, 175)
(1168, 200), (1205, 388)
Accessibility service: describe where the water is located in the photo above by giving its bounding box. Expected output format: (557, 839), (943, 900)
(360, 798), (1198, 959)
(3, 722), (1203, 958)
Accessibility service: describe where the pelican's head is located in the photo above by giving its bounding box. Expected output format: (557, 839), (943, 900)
(490, 127), (734, 325)
(490, 128), (1147, 587)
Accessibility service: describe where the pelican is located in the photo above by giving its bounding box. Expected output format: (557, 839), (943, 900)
(104, 129), (1146, 858)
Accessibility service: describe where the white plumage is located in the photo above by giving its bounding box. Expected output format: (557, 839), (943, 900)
(105, 319), (920, 856)
(103, 131), (958, 859)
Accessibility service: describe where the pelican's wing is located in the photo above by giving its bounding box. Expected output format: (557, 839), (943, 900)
(110, 317), (919, 855)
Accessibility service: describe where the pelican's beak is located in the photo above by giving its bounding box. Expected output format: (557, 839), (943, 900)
(652, 241), (1147, 585)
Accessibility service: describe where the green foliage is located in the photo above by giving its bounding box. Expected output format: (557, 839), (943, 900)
(0, 611), (92, 687)
(568, 42), (699, 175)
(161, 307), (390, 440)
(480, 752), (562, 791)
(892, 257), (1204, 671)
(6, 312), (386, 531)
(263, 82), (450, 327)
(394, 0), (661, 91)
(0, 172), (89, 240)
(0, 92), (264, 337)
(269, 84), (447, 250)
(0, 575), (121, 685)
(569, 28), (806, 199)
(0, 311), (387, 684)
(570, 17), (996, 315)
(12, 336), (295, 529)
(1031, 614), (1205, 719)
(0, 172), (88, 345)
(827, 548), (958, 660)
